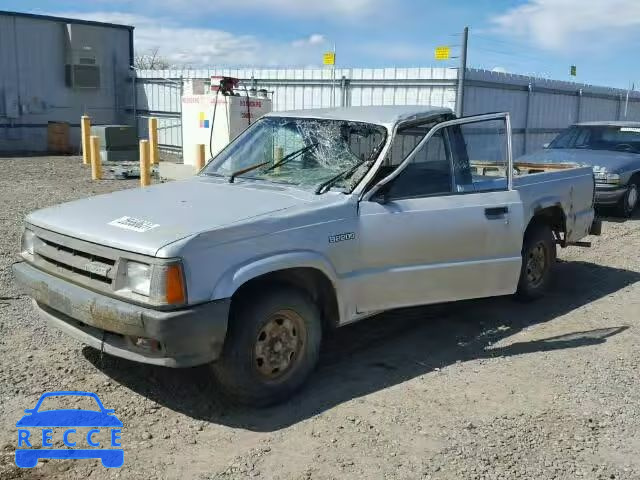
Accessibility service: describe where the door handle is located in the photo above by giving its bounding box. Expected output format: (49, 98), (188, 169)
(485, 206), (509, 218)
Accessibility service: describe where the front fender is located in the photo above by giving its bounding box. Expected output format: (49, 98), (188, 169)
(210, 249), (344, 310)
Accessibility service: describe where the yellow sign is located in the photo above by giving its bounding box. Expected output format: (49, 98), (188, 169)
(323, 52), (336, 66)
(434, 46), (451, 60)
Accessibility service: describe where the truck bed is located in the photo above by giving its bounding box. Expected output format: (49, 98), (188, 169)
(469, 162), (595, 243)
(515, 165), (595, 243)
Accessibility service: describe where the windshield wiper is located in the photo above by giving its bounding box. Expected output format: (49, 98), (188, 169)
(315, 159), (370, 194)
(228, 143), (318, 183)
(263, 143), (318, 173)
(315, 137), (385, 194)
(229, 161), (271, 183)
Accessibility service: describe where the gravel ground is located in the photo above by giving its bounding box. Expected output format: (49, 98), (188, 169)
(1, 156), (639, 480)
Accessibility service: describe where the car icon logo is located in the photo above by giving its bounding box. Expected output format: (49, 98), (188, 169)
(15, 391), (123, 468)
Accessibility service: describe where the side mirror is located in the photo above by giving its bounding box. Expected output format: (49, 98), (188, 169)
(543, 143), (550, 149)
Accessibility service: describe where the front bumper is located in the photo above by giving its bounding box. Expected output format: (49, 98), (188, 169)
(13, 262), (230, 367)
(595, 184), (627, 205)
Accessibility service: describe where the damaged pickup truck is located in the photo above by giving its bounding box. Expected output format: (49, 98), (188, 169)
(14, 106), (600, 406)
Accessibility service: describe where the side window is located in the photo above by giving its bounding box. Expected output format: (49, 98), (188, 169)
(386, 130), (452, 200)
(386, 122), (436, 167)
(449, 118), (509, 193)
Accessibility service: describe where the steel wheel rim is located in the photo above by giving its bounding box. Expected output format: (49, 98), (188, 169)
(526, 242), (547, 287)
(254, 309), (305, 381)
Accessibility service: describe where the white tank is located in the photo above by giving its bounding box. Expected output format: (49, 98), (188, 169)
(181, 92), (272, 166)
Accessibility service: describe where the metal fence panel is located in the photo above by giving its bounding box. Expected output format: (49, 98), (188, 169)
(135, 67), (640, 158)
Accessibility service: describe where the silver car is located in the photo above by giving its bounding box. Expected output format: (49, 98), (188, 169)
(13, 107), (598, 406)
(518, 122), (640, 217)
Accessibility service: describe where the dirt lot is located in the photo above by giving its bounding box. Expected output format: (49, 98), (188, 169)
(1, 156), (639, 480)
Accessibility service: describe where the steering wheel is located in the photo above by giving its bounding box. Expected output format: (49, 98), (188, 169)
(614, 143), (634, 151)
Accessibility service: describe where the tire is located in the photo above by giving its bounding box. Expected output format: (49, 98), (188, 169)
(516, 222), (556, 301)
(615, 180), (639, 218)
(211, 285), (322, 407)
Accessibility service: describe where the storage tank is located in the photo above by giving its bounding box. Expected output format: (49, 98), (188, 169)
(181, 77), (272, 167)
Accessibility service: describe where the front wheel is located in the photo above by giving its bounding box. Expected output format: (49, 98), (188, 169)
(516, 223), (556, 301)
(615, 181), (639, 218)
(211, 286), (322, 407)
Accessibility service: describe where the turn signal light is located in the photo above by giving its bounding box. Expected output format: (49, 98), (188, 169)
(165, 264), (186, 305)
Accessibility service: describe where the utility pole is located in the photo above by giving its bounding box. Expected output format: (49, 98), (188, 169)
(455, 26), (469, 118)
(331, 43), (336, 108)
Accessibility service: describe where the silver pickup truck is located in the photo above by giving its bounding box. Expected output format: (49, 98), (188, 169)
(14, 106), (599, 406)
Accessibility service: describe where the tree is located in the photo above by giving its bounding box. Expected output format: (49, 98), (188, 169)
(134, 47), (170, 70)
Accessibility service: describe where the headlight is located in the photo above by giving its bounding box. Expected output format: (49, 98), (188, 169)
(21, 229), (35, 256)
(606, 173), (621, 184)
(121, 260), (186, 305)
(593, 169), (621, 185)
(601, 173), (621, 185)
(125, 261), (152, 296)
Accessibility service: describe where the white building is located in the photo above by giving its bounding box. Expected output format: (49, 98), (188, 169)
(0, 10), (134, 153)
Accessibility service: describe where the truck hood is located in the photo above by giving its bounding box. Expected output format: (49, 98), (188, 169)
(518, 148), (640, 173)
(27, 177), (314, 256)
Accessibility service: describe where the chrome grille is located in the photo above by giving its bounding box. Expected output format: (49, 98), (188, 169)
(34, 237), (116, 286)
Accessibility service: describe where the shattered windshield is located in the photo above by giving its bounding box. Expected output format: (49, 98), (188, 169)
(202, 116), (387, 192)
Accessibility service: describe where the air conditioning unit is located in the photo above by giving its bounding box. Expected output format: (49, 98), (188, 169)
(65, 64), (101, 89)
(64, 24), (101, 89)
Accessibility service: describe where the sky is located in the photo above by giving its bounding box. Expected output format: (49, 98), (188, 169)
(3, 0), (639, 89)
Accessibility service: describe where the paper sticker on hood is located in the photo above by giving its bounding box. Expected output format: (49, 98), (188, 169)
(108, 216), (159, 233)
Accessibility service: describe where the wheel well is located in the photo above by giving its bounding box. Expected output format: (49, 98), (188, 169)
(231, 268), (340, 331)
(528, 205), (566, 244)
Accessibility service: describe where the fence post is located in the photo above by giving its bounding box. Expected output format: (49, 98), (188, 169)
(81, 115), (91, 165)
(617, 94), (624, 120)
(149, 117), (159, 164)
(196, 144), (206, 171)
(340, 76), (349, 107)
(139, 139), (150, 187)
(90, 135), (102, 180)
(523, 82), (533, 155)
(576, 88), (583, 123)
(274, 146), (284, 173)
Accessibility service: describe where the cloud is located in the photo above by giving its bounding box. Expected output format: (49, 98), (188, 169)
(219, 0), (379, 17)
(292, 34), (326, 48)
(53, 11), (329, 67)
(85, 0), (380, 19)
(493, 0), (640, 52)
(354, 41), (431, 62)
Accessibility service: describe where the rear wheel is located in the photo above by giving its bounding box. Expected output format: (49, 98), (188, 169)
(615, 180), (639, 217)
(211, 286), (322, 407)
(516, 223), (556, 301)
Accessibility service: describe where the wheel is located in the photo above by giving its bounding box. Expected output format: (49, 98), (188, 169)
(516, 222), (556, 301)
(615, 180), (639, 217)
(211, 285), (322, 407)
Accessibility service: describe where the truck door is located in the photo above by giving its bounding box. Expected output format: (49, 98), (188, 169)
(354, 113), (525, 314)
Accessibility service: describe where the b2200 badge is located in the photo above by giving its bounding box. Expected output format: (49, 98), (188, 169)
(328, 232), (355, 244)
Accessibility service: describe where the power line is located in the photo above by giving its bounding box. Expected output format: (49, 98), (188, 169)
(473, 46), (550, 63)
